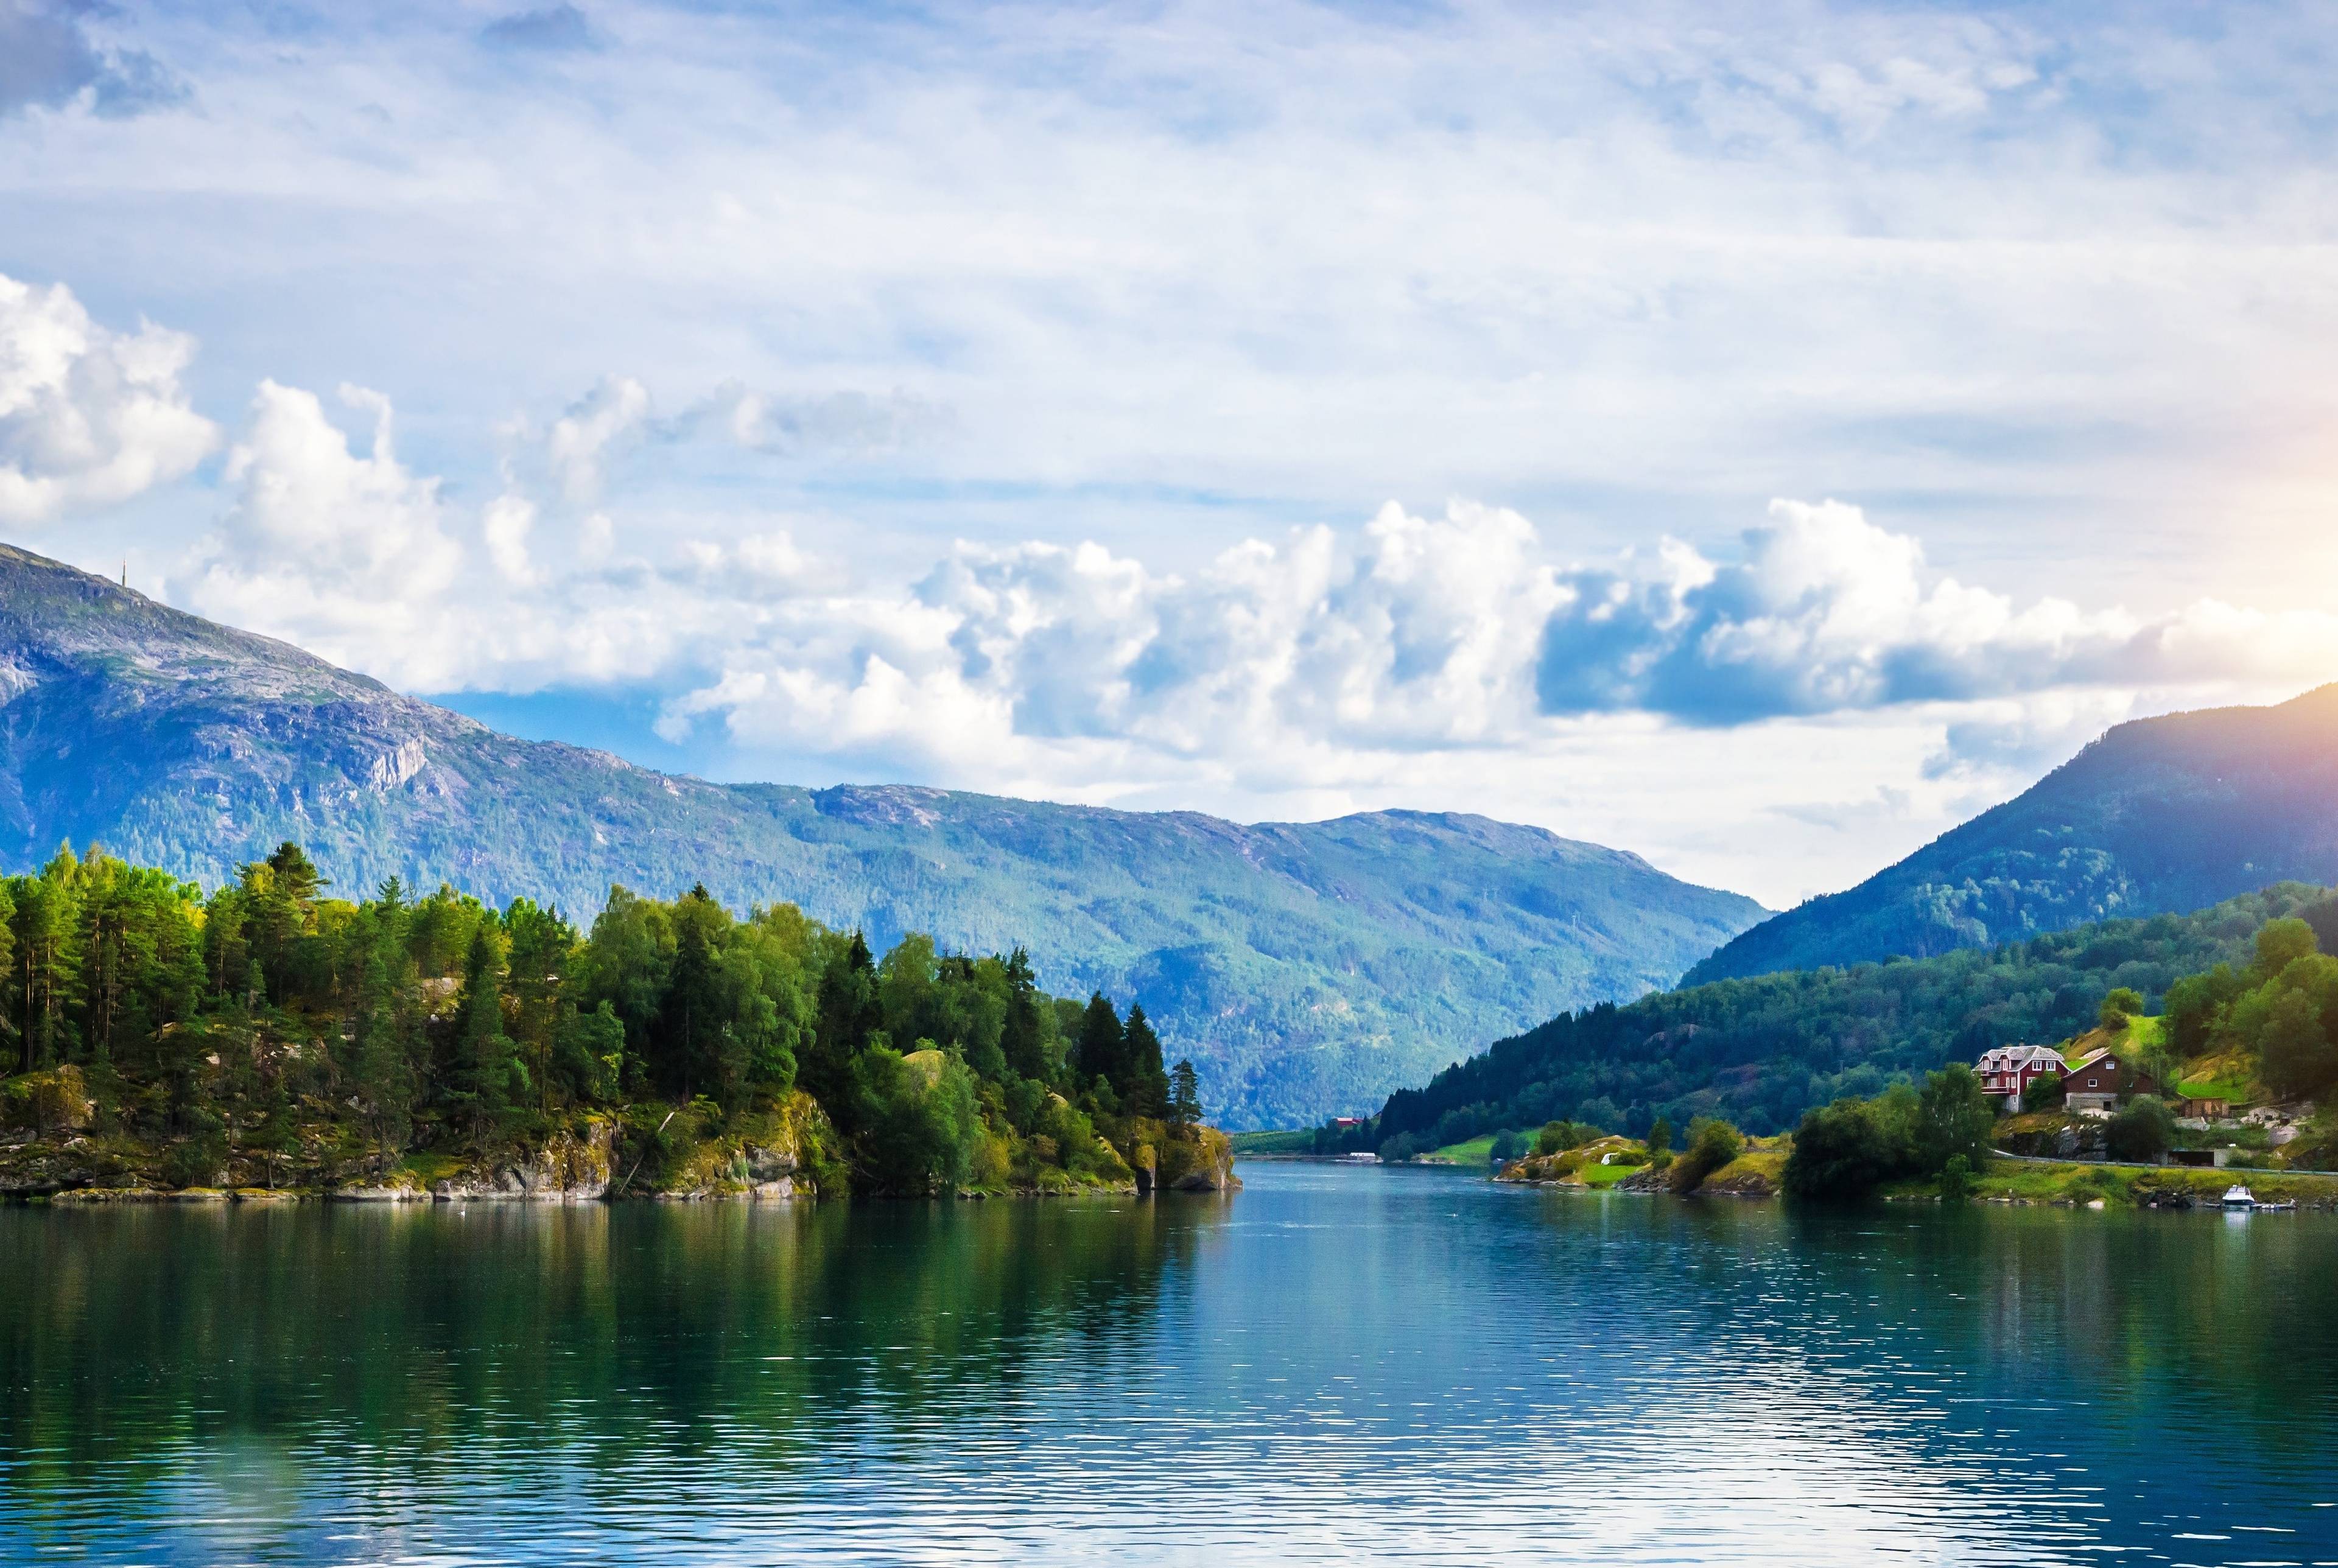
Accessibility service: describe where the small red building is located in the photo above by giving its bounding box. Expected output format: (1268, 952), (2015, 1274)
(2062, 1048), (2161, 1115)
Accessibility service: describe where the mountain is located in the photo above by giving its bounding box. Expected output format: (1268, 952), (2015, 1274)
(1685, 685), (2338, 985)
(0, 543), (1765, 1129)
(1362, 881), (2333, 1152)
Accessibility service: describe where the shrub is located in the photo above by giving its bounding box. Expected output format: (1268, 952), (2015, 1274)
(1489, 1130), (1522, 1164)
(2105, 1096), (2175, 1164)
(2023, 1071), (2065, 1111)
(2099, 987), (2144, 1031)
(161, 1132), (225, 1190)
(1783, 1096), (1917, 1200)
(1937, 1153), (1975, 1203)
(1669, 1118), (1743, 1194)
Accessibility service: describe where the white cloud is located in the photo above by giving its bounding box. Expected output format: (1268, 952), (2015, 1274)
(0, 273), (216, 525)
(546, 376), (649, 504)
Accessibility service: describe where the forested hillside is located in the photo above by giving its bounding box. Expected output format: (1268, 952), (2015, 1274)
(0, 841), (1224, 1198)
(1355, 883), (2333, 1157)
(0, 544), (1763, 1129)
(1687, 685), (2338, 984)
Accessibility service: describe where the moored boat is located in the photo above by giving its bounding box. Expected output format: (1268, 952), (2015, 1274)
(2222, 1185), (2256, 1209)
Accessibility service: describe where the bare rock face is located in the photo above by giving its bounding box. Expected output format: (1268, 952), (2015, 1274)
(426, 1120), (616, 1201)
(1162, 1128), (1240, 1192)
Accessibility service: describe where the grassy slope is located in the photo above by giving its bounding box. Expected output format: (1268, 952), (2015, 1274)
(1688, 684), (2338, 984)
(0, 544), (1764, 1130)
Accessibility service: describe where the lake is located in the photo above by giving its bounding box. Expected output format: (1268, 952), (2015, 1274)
(3, 1161), (2335, 1565)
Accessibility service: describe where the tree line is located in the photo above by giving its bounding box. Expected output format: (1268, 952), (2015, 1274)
(1335, 884), (2334, 1159)
(0, 841), (1209, 1194)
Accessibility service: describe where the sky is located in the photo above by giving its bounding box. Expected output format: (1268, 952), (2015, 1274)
(4, 0), (2337, 909)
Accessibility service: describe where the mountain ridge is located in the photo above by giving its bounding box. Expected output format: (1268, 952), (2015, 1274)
(1685, 683), (2338, 985)
(0, 542), (1766, 1129)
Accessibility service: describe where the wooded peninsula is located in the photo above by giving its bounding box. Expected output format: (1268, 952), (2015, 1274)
(0, 842), (1232, 1201)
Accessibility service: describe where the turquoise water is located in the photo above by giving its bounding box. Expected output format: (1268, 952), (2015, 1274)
(3, 1161), (2336, 1564)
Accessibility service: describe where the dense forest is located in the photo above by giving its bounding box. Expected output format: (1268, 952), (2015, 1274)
(0, 841), (1226, 1198)
(1345, 883), (2337, 1157)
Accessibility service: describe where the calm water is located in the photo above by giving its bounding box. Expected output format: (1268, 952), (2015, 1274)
(4, 1163), (2337, 1566)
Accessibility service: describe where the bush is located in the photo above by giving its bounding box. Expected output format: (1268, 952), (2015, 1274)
(1783, 1096), (1917, 1200)
(1533, 1120), (1597, 1157)
(2023, 1071), (2065, 1111)
(1669, 1118), (1743, 1194)
(2099, 987), (2144, 1031)
(161, 1132), (225, 1190)
(1489, 1130), (1522, 1164)
(2105, 1096), (2175, 1164)
(1937, 1153), (1975, 1203)
(850, 1045), (982, 1193)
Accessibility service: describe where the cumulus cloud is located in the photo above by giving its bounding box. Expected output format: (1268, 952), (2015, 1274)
(1536, 500), (2338, 726)
(0, 273), (217, 525)
(545, 376), (648, 503)
(656, 500), (1576, 775)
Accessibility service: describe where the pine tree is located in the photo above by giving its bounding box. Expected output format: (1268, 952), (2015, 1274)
(1122, 1003), (1170, 1119)
(351, 948), (416, 1163)
(1073, 993), (1124, 1099)
(449, 926), (523, 1144)
(1000, 947), (1051, 1083)
(1168, 1059), (1202, 1128)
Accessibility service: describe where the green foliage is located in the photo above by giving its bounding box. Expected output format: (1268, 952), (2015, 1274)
(2024, 1070), (2065, 1110)
(1668, 1117), (1742, 1193)
(1646, 1116), (1673, 1157)
(1168, 1059), (1202, 1128)
(1937, 1153), (1975, 1203)
(2106, 1096), (2175, 1163)
(1376, 884), (2333, 1150)
(1533, 1119), (1599, 1157)
(1916, 1064), (1996, 1174)
(1488, 1129), (1522, 1163)
(0, 839), (1215, 1195)
(1782, 1066), (1998, 1202)
(1783, 1093), (1918, 1202)
(2099, 987), (2144, 1030)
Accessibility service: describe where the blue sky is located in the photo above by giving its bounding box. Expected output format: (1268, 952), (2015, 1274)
(4, 0), (2338, 906)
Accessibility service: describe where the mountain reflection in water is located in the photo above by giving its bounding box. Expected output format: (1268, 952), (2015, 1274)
(2, 1163), (2334, 1564)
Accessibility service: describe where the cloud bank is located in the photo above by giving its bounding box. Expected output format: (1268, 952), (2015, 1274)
(0, 275), (216, 525)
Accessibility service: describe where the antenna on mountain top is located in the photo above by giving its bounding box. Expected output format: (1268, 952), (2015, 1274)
(121, 560), (127, 589)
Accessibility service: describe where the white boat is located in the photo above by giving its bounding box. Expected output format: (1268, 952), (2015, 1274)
(2222, 1185), (2256, 1209)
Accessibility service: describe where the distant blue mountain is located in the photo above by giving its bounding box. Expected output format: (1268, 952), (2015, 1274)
(1687, 684), (2338, 985)
(0, 543), (1766, 1128)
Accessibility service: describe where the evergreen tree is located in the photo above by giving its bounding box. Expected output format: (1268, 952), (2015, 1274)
(449, 926), (523, 1143)
(1122, 1003), (1170, 1118)
(350, 948), (418, 1161)
(1000, 947), (1051, 1083)
(1073, 993), (1124, 1097)
(1168, 1059), (1202, 1128)
(804, 930), (880, 1105)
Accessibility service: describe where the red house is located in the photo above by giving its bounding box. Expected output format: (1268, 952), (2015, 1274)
(2061, 1048), (2161, 1115)
(1974, 1045), (2065, 1111)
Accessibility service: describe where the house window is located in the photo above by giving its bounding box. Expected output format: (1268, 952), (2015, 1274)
(2086, 1077), (2098, 1087)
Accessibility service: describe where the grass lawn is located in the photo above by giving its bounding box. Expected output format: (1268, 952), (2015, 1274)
(1884, 1158), (2338, 1207)
(1423, 1133), (1500, 1165)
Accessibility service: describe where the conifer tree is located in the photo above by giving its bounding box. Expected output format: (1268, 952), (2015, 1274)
(449, 926), (523, 1144)
(1074, 993), (1124, 1099)
(1168, 1059), (1202, 1128)
(1122, 1003), (1170, 1119)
